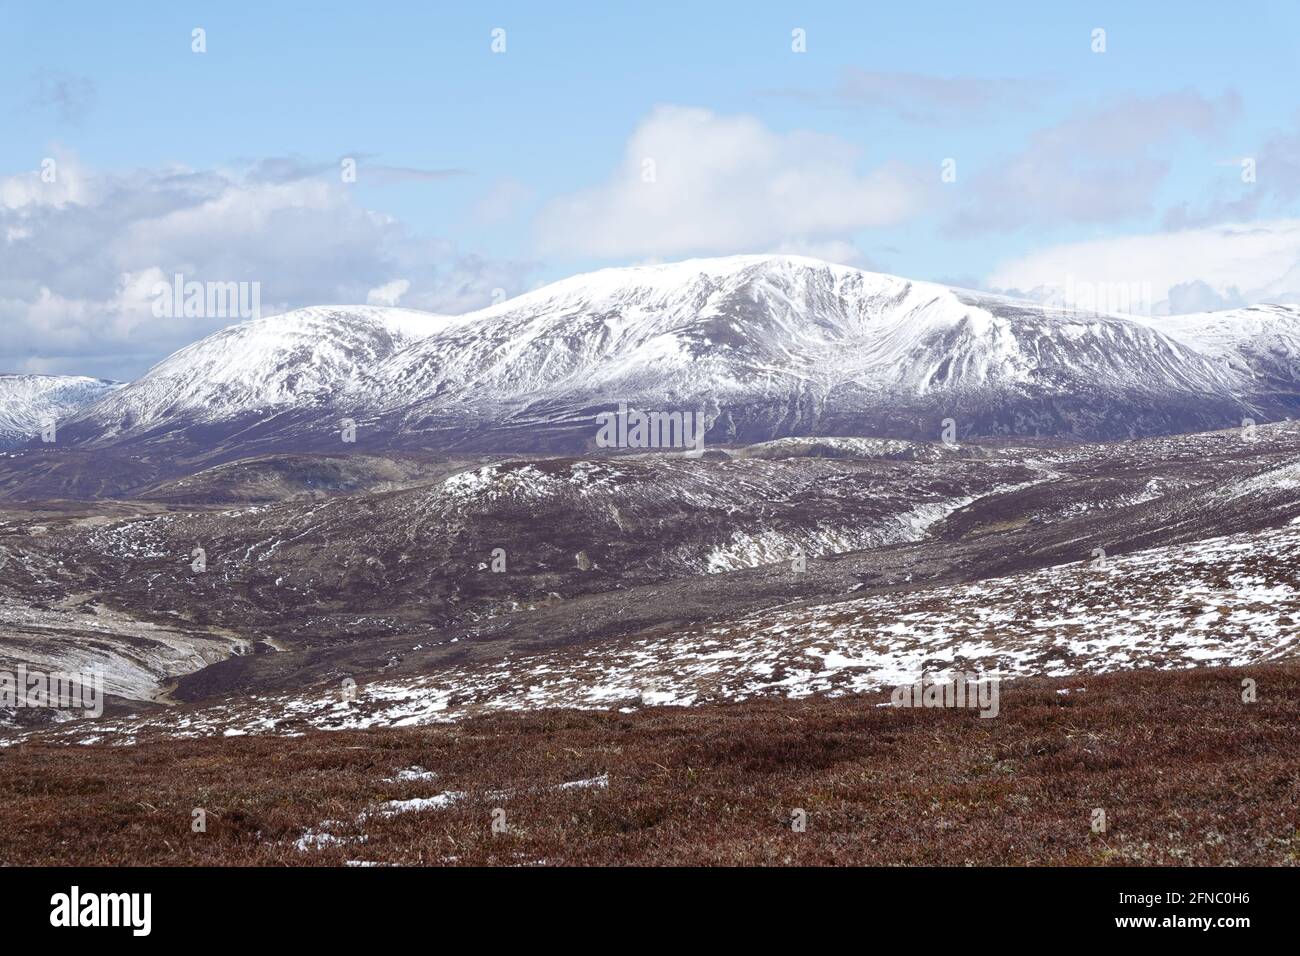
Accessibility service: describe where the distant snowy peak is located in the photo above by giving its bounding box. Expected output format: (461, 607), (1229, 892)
(51, 257), (1300, 451)
(0, 374), (121, 448)
(375, 254), (1240, 409)
(375, 257), (972, 400)
(376, 255), (908, 399)
(66, 305), (456, 439)
(1146, 304), (1300, 387)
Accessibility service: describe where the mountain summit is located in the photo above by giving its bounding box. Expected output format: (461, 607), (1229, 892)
(46, 256), (1300, 454)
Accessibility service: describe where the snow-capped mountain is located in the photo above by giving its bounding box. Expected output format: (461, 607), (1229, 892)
(1148, 304), (1300, 395)
(52, 257), (1300, 453)
(0, 374), (120, 448)
(58, 306), (454, 445)
(370, 256), (1254, 447)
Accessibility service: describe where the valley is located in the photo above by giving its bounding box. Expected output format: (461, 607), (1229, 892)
(3, 420), (1299, 742)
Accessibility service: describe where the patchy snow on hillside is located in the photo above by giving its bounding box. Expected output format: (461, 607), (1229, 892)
(19, 519), (1299, 745)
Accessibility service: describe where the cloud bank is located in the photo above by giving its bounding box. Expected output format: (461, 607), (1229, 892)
(0, 153), (526, 379)
(535, 105), (931, 262)
(988, 219), (1300, 314)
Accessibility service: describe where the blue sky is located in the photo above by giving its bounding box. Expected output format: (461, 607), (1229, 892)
(2, 1), (1298, 378)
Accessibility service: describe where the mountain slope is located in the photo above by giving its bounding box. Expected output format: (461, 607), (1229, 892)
(370, 256), (1256, 447)
(58, 306), (454, 446)
(0, 374), (120, 448)
(8, 422), (1300, 734)
(53, 257), (1299, 453)
(1148, 304), (1300, 399)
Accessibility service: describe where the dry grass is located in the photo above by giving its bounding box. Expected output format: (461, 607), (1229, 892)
(1, 664), (1298, 866)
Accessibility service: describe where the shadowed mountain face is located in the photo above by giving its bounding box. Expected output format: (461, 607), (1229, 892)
(33, 256), (1300, 461)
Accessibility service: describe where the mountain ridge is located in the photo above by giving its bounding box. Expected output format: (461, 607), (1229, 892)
(0, 374), (122, 449)
(29, 255), (1300, 453)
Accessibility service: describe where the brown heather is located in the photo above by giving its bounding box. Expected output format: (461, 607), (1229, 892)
(1, 664), (1297, 866)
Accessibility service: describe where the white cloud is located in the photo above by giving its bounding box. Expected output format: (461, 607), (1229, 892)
(1, 149), (93, 209)
(366, 278), (411, 306)
(987, 219), (1300, 314)
(535, 105), (929, 259)
(0, 153), (530, 379)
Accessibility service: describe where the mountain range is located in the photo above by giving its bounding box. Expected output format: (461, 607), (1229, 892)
(6, 256), (1300, 454)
